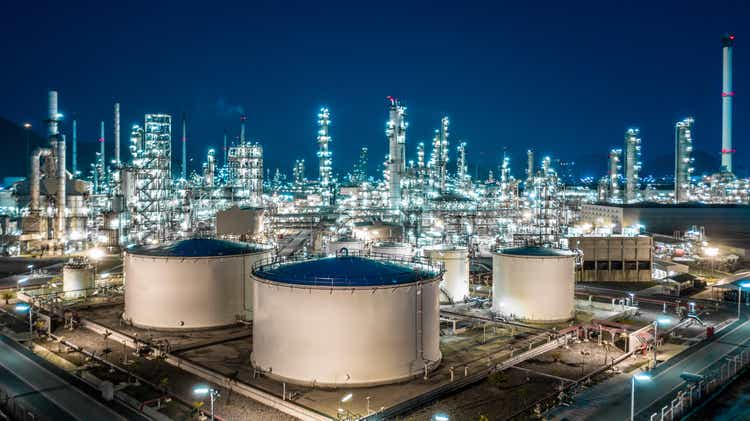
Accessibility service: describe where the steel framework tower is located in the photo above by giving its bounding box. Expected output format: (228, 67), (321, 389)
(721, 33), (735, 173)
(608, 148), (622, 202)
(317, 108), (332, 204)
(386, 97), (407, 209)
(624, 128), (641, 203)
(674, 117), (694, 203)
(133, 114), (172, 243)
(456, 141), (468, 189)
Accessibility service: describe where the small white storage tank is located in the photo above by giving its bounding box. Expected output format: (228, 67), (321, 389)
(123, 239), (271, 330)
(491, 247), (575, 323)
(371, 241), (413, 259)
(251, 255), (442, 387)
(62, 257), (95, 299)
(424, 245), (470, 303)
(327, 238), (365, 255)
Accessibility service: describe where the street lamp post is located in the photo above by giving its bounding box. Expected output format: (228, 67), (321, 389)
(193, 386), (219, 421)
(631, 374), (651, 421)
(23, 123), (31, 176)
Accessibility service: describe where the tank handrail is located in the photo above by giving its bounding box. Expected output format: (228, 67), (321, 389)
(251, 251), (444, 287)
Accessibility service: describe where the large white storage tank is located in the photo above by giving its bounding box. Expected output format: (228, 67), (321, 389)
(424, 245), (470, 303)
(491, 247), (575, 323)
(327, 238), (365, 255)
(251, 255), (442, 387)
(123, 239), (271, 330)
(62, 257), (95, 299)
(371, 241), (413, 259)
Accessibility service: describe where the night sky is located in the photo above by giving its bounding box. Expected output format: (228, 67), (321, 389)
(0, 0), (748, 179)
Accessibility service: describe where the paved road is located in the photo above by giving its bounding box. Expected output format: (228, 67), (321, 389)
(549, 318), (750, 420)
(0, 335), (139, 420)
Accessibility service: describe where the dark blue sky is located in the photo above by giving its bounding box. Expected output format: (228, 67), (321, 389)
(0, 0), (747, 179)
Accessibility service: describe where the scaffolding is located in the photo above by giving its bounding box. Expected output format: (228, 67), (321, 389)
(132, 114), (172, 243)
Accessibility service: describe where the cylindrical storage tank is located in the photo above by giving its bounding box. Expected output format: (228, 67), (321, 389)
(371, 241), (413, 259)
(123, 239), (271, 330)
(424, 245), (469, 303)
(63, 257), (95, 299)
(251, 256), (442, 387)
(327, 238), (365, 255)
(491, 247), (575, 323)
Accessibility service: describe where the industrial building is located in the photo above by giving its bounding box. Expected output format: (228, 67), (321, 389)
(569, 235), (653, 282)
(580, 202), (750, 254)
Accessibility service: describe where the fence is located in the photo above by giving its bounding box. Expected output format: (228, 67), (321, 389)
(646, 349), (750, 420)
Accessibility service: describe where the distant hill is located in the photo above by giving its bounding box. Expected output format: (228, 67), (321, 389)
(0, 116), (104, 180)
(0, 116), (47, 178)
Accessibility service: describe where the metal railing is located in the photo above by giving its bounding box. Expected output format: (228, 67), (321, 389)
(0, 383), (45, 421)
(646, 349), (750, 420)
(251, 250), (444, 287)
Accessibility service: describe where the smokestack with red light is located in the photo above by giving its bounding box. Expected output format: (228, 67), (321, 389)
(721, 33), (735, 173)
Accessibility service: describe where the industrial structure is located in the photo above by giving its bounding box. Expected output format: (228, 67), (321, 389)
(491, 247), (576, 323)
(123, 239), (270, 329)
(251, 255), (442, 387)
(675, 117), (695, 203)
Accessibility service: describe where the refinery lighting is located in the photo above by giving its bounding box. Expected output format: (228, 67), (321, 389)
(1, 30), (749, 421)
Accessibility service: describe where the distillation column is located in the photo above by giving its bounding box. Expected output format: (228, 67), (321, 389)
(675, 117), (694, 203)
(386, 97), (407, 210)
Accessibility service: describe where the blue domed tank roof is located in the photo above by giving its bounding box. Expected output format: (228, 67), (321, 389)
(128, 238), (267, 257)
(500, 246), (574, 257)
(254, 256), (439, 287)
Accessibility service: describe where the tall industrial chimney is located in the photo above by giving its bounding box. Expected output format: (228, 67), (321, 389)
(72, 118), (78, 175)
(182, 112), (187, 180)
(47, 91), (59, 137)
(114, 103), (121, 166)
(240, 115), (247, 143)
(99, 121), (106, 177)
(223, 130), (228, 167)
(721, 33), (735, 173)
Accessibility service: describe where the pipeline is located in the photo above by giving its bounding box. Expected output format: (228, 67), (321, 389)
(30, 147), (52, 212)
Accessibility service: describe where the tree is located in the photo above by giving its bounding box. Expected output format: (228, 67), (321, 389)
(2, 291), (14, 305)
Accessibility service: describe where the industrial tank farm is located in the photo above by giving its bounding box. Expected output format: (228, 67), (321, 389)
(424, 245), (470, 303)
(123, 238), (271, 330)
(62, 256), (95, 299)
(251, 255), (442, 387)
(491, 247), (576, 323)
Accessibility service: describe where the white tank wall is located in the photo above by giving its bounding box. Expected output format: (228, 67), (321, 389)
(251, 276), (442, 387)
(123, 250), (270, 330)
(371, 242), (413, 258)
(491, 253), (575, 323)
(63, 266), (94, 299)
(327, 240), (365, 255)
(425, 246), (469, 303)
